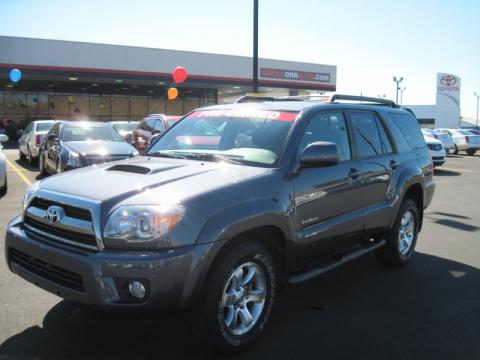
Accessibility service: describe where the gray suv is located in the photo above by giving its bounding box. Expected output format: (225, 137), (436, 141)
(5, 95), (435, 353)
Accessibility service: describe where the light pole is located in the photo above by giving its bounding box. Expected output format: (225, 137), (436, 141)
(474, 92), (479, 128)
(253, 0), (259, 93)
(400, 86), (406, 105)
(393, 76), (404, 104)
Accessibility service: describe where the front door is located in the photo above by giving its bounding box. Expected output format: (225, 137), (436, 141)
(294, 111), (364, 265)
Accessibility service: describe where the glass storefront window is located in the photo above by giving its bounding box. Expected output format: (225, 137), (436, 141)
(69, 95), (89, 120)
(90, 96), (110, 116)
(4, 93), (27, 115)
(111, 96), (129, 116)
(148, 97), (166, 114)
(48, 94), (69, 116)
(166, 99), (183, 116)
(130, 97), (148, 116)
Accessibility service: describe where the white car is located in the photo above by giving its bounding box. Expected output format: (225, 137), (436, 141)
(0, 133), (9, 195)
(18, 120), (57, 165)
(436, 128), (480, 155)
(423, 129), (455, 151)
(422, 131), (446, 167)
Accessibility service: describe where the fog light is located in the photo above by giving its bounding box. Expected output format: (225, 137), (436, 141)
(128, 281), (146, 299)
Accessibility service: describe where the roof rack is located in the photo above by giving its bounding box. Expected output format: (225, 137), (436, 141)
(330, 94), (399, 108)
(235, 94), (330, 103)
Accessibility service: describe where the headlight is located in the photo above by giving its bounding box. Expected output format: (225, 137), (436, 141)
(23, 181), (40, 210)
(66, 151), (80, 168)
(103, 205), (184, 249)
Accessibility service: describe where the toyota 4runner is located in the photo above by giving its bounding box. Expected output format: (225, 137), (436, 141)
(5, 95), (435, 353)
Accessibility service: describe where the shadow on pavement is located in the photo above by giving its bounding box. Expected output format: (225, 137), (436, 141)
(433, 211), (470, 220)
(1, 252), (480, 360)
(434, 169), (461, 176)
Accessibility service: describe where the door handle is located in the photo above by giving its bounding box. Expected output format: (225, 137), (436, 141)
(348, 168), (361, 179)
(389, 160), (399, 169)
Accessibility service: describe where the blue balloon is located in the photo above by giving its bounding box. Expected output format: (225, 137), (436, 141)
(9, 68), (22, 83)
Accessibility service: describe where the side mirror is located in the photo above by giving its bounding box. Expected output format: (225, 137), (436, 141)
(299, 141), (340, 168)
(0, 134), (9, 142)
(47, 134), (58, 141)
(125, 133), (133, 143)
(16, 129), (24, 137)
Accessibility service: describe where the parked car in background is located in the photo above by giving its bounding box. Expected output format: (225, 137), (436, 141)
(132, 114), (181, 153)
(422, 130), (446, 167)
(0, 133), (8, 195)
(460, 127), (480, 135)
(423, 128), (455, 152)
(436, 128), (480, 155)
(39, 121), (138, 175)
(109, 120), (139, 142)
(18, 120), (57, 165)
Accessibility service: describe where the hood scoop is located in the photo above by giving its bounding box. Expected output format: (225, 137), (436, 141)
(107, 164), (151, 174)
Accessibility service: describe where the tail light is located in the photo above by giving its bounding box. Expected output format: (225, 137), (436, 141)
(35, 134), (41, 146)
(465, 136), (470, 143)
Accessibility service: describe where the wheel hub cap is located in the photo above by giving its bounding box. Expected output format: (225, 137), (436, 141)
(398, 210), (415, 255)
(221, 262), (266, 336)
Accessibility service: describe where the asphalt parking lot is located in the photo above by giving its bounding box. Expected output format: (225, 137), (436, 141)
(1, 147), (479, 360)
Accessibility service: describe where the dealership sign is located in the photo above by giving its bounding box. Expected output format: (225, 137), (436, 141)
(437, 74), (460, 92)
(260, 68), (331, 83)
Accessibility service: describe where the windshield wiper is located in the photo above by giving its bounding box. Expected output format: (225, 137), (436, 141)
(147, 151), (188, 159)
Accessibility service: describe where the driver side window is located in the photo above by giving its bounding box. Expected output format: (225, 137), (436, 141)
(298, 112), (352, 162)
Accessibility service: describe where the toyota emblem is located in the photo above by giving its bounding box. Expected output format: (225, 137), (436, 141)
(440, 75), (456, 86)
(45, 206), (64, 225)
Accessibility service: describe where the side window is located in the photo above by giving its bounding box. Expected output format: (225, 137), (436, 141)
(144, 118), (156, 132)
(298, 111), (351, 162)
(153, 119), (165, 132)
(389, 112), (426, 149)
(48, 123), (60, 140)
(24, 123), (33, 133)
(376, 117), (393, 154)
(350, 111), (384, 157)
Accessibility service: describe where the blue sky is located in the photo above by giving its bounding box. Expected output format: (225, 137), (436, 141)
(1, 0), (479, 118)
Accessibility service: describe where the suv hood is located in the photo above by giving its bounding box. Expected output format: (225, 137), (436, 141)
(64, 141), (136, 156)
(38, 157), (269, 205)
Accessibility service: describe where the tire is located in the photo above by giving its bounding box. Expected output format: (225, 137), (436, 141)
(19, 148), (26, 161)
(27, 146), (36, 166)
(376, 198), (419, 267)
(466, 149), (476, 156)
(451, 145), (458, 155)
(186, 240), (277, 354)
(0, 173), (7, 196)
(39, 152), (47, 176)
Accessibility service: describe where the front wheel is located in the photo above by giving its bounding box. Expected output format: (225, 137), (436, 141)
(186, 241), (276, 354)
(376, 198), (419, 267)
(466, 149), (476, 156)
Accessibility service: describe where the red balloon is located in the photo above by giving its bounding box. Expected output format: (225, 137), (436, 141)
(172, 67), (188, 83)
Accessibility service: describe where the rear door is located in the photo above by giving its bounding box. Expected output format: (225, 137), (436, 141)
(348, 110), (398, 233)
(294, 110), (364, 264)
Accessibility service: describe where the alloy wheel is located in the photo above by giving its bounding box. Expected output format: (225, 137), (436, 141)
(398, 210), (415, 256)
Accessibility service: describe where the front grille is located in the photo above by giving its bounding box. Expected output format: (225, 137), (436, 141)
(24, 216), (97, 248)
(30, 198), (92, 221)
(427, 144), (443, 151)
(9, 248), (85, 292)
(432, 156), (444, 161)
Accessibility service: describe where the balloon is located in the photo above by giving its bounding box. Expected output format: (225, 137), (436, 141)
(172, 67), (188, 83)
(167, 87), (179, 100)
(9, 68), (22, 83)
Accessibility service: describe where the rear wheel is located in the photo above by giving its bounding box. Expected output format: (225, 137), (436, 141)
(186, 240), (276, 354)
(0, 173), (7, 196)
(376, 198), (419, 267)
(39, 151), (47, 175)
(18, 148), (25, 161)
(466, 149), (476, 156)
(451, 145), (458, 154)
(27, 146), (36, 165)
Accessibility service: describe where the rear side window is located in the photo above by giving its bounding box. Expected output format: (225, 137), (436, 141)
(389, 113), (426, 149)
(350, 111), (392, 157)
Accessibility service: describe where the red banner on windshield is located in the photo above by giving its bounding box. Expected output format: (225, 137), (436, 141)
(190, 110), (298, 122)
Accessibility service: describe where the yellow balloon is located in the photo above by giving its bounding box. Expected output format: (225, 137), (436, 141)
(167, 87), (179, 100)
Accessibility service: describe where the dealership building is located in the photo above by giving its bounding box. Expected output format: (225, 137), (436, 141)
(406, 73), (462, 129)
(0, 36), (337, 127)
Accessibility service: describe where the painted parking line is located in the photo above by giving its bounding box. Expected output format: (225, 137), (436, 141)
(6, 159), (32, 186)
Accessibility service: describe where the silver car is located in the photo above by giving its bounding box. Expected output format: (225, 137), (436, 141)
(18, 120), (57, 165)
(436, 128), (480, 155)
(424, 129), (455, 151)
(0, 133), (9, 195)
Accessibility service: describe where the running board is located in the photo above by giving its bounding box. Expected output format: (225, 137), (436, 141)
(289, 239), (386, 284)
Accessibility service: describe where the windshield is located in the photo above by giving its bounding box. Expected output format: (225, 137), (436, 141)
(35, 122), (55, 132)
(147, 109), (298, 167)
(112, 122), (139, 132)
(62, 125), (125, 142)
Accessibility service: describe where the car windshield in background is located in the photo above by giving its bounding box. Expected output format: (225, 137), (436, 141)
(62, 125), (125, 142)
(147, 109), (298, 167)
(457, 130), (476, 135)
(112, 122), (139, 132)
(36, 122), (55, 132)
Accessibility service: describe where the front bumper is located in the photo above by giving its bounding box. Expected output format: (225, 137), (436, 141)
(5, 216), (216, 312)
